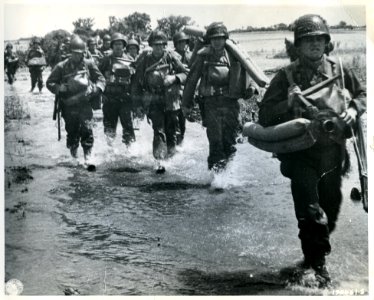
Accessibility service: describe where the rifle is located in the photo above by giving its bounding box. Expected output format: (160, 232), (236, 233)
(53, 94), (61, 141)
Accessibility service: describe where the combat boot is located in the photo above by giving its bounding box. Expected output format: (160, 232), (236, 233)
(313, 264), (331, 288)
(83, 148), (96, 171)
(70, 147), (78, 159)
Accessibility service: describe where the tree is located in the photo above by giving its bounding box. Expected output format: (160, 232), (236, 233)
(73, 18), (95, 40)
(156, 15), (195, 39)
(108, 12), (151, 40)
(124, 12), (152, 36)
(43, 29), (70, 66)
(338, 21), (347, 28)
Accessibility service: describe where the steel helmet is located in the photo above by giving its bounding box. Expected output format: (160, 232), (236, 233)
(87, 37), (97, 46)
(148, 30), (168, 46)
(110, 33), (128, 48)
(6, 43), (13, 49)
(70, 36), (86, 53)
(205, 22), (229, 41)
(103, 34), (111, 42)
(294, 14), (331, 45)
(173, 32), (190, 47)
(127, 38), (140, 50)
(33, 38), (42, 45)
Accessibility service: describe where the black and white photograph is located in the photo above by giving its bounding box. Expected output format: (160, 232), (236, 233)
(2, 0), (371, 297)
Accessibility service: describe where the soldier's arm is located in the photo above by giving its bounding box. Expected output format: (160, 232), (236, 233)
(131, 58), (146, 109)
(258, 70), (293, 127)
(182, 55), (204, 109)
(46, 63), (63, 94)
(88, 61), (106, 92)
(344, 67), (366, 117)
(170, 53), (188, 84)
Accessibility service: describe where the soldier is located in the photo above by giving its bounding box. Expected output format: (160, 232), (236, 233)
(26, 38), (46, 93)
(46, 36), (106, 167)
(258, 15), (366, 287)
(87, 37), (103, 65)
(100, 34), (112, 57)
(126, 38), (140, 60)
(99, 33), (136, 147)
(173, 32), (192, 145)
(4, 43), (19, 85)
(182, 22), (252, 172)
(131, 30), (188, 173)
(59, 36), (72, 62)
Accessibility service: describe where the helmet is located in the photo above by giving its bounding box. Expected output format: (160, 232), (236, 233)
(33, 38), (42, 45)
(173, 32), (190, 47)
(205, 22), (229, 40)
(148, 30), (168, 46)
(127, 38), (140, 50)
(70, 36), (86, 53)
(87, 37), (97, 46)
(103, 34), (111, 42)
(6, 43), (13, 49)
(63, 36), (71, 44)
(294, 14), (331, 44)
(110, 33), (128, 48)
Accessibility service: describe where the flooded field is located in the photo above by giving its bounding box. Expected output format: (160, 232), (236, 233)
(4, 30), (368, 296)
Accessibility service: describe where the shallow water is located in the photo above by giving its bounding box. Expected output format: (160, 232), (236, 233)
(4, 56), (368, 295)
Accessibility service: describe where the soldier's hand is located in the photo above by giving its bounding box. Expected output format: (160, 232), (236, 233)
(287, 85), (302, 108)
(164, 75), (177, 87)
(341, 107), (357, 127)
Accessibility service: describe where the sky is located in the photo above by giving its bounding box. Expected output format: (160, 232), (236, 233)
(2, 0), (367, 40)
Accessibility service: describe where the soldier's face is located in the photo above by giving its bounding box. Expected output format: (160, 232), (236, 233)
(71, 52), (83, 63)
(176, 41), (187, 53)
(112, 41), (124, 55)
(88, 43), (97, 52)
(298, 35), (326, 61)
(210, 37), (226, 51)
(127, 45), (138, 58)
(104, 41), (111, 49)
(152, 43), (166, 58)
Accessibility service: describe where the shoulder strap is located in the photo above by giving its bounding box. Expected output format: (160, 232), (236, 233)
(284, 59), (299, 87)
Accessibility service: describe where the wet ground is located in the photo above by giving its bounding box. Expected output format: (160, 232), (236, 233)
(4, 69), (368, 295)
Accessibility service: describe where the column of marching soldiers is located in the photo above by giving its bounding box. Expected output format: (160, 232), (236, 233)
(4, 15), (367, 289)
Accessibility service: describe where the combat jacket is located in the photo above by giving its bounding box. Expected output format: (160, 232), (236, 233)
(182, 45), (251, 109)
(175, 49), (192, 68)
(99, 46), (112, 57)
(46, 57), (105, 99)
(4, 51), (19, 72)
(26, 46), (44, 61)
(88, 49), (104, 65)
(258, 54), (366, 127)
(131, 49), (188, 111)
(99, 52), (135, 98)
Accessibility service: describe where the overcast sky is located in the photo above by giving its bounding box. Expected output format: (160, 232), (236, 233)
(3, 0), (367, 40)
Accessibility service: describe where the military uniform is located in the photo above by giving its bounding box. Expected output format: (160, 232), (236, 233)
(258, 14), (366, 285)
(26, 42), (45, 92)
(173, 32), (193, 145)
(132, 31), (188, 162)
(46, 38), (106, 158)
(99, 45), (135, 145)
(182, 23), (250, 171)
(4, 44), (19, 84)
(88, 48), (104, 65)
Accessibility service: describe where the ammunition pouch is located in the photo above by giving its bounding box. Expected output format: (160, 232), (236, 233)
(206, 62), (230, 86)
(65, 70), (89, 94)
